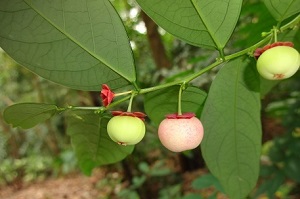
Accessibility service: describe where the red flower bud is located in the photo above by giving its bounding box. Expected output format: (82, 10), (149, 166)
(100, 84), (115, 107)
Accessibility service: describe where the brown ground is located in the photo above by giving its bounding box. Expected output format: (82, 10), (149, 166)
(0, 169), (113, 199)
(0, 167), (229, 199)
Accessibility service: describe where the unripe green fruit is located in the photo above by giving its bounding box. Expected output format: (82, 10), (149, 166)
(257, 46), (300, 80)
(107, 116), (145, 145)
(158, 117), (204, 152)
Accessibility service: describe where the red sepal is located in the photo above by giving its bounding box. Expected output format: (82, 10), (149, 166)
(166, 112), (196, 119)
(111, 111), (147, 121)
(254, 41), (294, 59)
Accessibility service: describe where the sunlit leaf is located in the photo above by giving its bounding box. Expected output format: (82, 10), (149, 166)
(3, 103), (58, 129)
(263, 0), (300, 21)
(201, 57), (262, 198)
(0, 0), (136, 91)
(144, 86), (207, 126)
(136, 0), (242, 49)
(66, 110), (134, 175)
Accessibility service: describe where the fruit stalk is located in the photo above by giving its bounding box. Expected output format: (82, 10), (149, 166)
(177, 84), (184, 115)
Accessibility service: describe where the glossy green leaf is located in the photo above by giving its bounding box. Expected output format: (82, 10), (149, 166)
(201, 57), (262, 198)
(0, 0), (136, 91)
(136, 0), (242, 49)
(144, 86), (207, 126)
(3, 103), (58, 129)
(66, 110), (134, 175)
(263, 0), (300, 21)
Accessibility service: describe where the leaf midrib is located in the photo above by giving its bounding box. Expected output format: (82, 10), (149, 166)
(24, 0), (133, 83)
(232, 60), (242, 197)
(190, 0), (221, 49)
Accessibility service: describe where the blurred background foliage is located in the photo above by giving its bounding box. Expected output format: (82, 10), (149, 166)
(0, 0), (300, 198)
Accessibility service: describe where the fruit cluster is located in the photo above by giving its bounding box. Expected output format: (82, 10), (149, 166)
(101, 85), (204, 152)
(102, 41), (300, 152)
(106, 111), (204, 152)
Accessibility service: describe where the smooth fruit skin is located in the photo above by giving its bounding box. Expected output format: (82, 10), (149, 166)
(107, 116), (145, 145)
(158, 117), (204, 152)
(257, 46), (300, 80)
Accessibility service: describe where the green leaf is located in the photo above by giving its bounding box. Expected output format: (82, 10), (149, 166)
(192, 173), (224, 192)
(263, 0), (300, 22)
(254, 171), (285, 198)
(136, 0), (242, 49)
(0, 0), (136, 91)
(3, 103), (58, 129)
(66, 110), (134, 175)
(144, 86), (207, 126)
(201, 57), (262, 198)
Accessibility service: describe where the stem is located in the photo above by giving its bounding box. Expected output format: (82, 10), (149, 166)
(185, 59), (224, 83)
(114, 90), (132, 97)
(219, 48), (225, 60)
(177, 84), (185, 115)
(132, 81), (140, 91)
(65, 94), (132, 112)
(273, 26), (278, 42)
(139, 79), (182, 94)
(139, 38), (265, 94)
(127, 93), (135, 112)
(68, 106), (101, 110)
(280, 14), (300, 32)
(107, 95), (131, 109)
(225, 35), (272, 60)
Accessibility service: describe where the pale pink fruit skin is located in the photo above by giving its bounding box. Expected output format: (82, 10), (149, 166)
(158, 117), (204, 152)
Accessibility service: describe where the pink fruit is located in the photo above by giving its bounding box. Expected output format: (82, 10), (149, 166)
(158, 113), (204, 152)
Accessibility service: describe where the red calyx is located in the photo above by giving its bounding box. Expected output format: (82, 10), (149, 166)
(111, 111), (147, 121)
(166, 112), (196, 119)
(254, 41), (294, 59)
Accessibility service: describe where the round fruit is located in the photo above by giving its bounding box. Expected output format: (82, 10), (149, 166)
(257, 46), (300, 80)
(107, 116), (145, 145)
(158, 114), (204, 152)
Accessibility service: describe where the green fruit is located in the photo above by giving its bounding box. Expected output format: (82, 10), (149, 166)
(107, 116), (145, 145)
(257, 46), (300, 80)
(158, 117), (204, 152)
